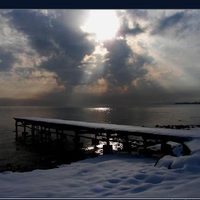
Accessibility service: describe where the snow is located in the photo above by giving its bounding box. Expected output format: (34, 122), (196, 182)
(2, 119), (200, 198)
(1, 147), (200, 198)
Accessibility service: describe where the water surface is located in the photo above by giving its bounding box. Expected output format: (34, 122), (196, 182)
(0, 104), (200, 171)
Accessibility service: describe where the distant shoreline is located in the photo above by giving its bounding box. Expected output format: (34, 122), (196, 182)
(175, 102), (200, 105)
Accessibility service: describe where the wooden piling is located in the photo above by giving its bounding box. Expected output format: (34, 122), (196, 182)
(103, 132), (113, 154)
(31, 124), (35, 142)
(15, 121), (18, 139)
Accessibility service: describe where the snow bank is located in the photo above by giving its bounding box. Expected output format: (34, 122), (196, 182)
(1, 134), (200, 198)
(156, 139), (200, 173)
(2, 121), (200, 198)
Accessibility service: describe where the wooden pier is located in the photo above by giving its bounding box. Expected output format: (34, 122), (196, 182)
(14, 117), (193, 155)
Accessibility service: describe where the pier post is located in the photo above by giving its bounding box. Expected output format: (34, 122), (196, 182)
(31, 124), (35, 142)
(35, 125), (39, 142)
(15, 120), (18, 139)
(40, 126), (44, 142)
(143, 137), (147, 152)
(56, 128), (59, 140)
(74, 131), (79, 150)
(103, 132), (112, 154)
(44, 127), (47, 142)
(22, 122), (28, 139)
(106, 132), (110, 146)
(74, 131), (83, 152)
(122, 135), (132, 153)
(92, 133), (99, 146)
(60, 129), (64, 141)
(48, 127), (51, 141)
(23, 123), (26, 133)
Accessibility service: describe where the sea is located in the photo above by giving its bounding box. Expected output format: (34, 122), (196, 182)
(0, 104), (200, 172)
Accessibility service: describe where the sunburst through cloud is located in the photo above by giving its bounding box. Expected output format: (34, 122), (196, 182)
(81, 10), (120, 42)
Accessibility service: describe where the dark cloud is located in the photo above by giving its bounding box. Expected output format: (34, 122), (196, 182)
(0, 47), (17, 71)
(102, 39), (155, 89)
(117, 10), (149, 23)
(7, 10), (94, 57)
(151, 11), (187, 35)
(40, 55), (84, 87)
(103, 39), (133, 87)
(116, 10), (146, 38)
(6, 10), (95, 87)
(6, 10), (54, 56)
(47, 11), (94, 61)
(117, 22), (145, 37)
(134, 54), (155, 71)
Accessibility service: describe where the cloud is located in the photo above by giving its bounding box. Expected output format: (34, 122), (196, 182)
(102, 38), (156, 92)
(4, 9), (155, 95)
(126, 10), (149, 19)
(1, 9), (200, 106)
(117, 22), (145, 37)
(116, 10), (146, 38)
(0, 47), (17, 71)
(103, 39), (133, 87)
(151, 11), (189, 38)
(6, 10), (54, 56)
(7, 10), (94, 57)
(6, 10), (95, 89)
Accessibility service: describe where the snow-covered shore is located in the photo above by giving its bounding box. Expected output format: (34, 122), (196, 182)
(1, 128), (200, 198)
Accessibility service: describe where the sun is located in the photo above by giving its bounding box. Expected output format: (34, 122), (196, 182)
(81, 10), (120, 41)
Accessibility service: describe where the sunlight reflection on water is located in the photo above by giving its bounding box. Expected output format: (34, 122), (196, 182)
(87, 107), (112, 112)
(85, 107), (114, 124)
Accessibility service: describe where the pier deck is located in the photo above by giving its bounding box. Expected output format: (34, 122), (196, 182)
(14, 117), (195, 154)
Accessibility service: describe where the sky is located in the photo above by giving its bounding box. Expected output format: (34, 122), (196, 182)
(0, 9), (200, 106)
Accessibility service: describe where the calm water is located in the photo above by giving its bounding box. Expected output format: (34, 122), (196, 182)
(0, 104), (200, 171)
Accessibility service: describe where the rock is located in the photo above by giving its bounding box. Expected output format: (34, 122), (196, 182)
(161, 142), (172, 155)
